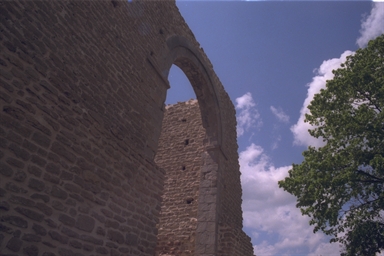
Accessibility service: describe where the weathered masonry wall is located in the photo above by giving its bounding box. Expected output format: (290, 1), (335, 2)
(0, 0), (254, 255)
(155, 100), (254, 256)
(155, 100), (204, 256)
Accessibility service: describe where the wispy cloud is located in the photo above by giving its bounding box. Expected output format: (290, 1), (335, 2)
(236, 93), (262, 137)
(270, 106), (290, 123)
(357, 3), (384, 48)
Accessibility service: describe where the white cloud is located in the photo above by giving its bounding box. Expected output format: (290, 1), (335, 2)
(270, 106), (290, 123)
(308, 242), (343, 256)
(243, 4), (383, 256)
(357, 3), (384, 48)
(291, 3), (384, 148)
(290, 50), (353, 148)
(240, 143), (342, 255)
(236, 93), (262, 137)
(242, 142), (383, 253)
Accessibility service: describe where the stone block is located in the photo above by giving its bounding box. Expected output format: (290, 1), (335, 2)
(75, 214), (95, 232)
(6, 237), (23, 252)
(2, 215), (28, 228)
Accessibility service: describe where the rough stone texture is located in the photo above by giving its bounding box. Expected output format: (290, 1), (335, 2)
(155, 101), (254, 256)
(155, 100), (204, 256)
(0, 0), (254, 255)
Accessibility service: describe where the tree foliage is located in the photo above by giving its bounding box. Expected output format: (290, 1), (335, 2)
(279, 34), (384, 255)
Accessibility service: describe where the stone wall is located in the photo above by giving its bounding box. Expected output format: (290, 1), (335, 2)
(155, 100), (204, 256)
(154, 100), (254, 256)
(0, 0), (254, 255)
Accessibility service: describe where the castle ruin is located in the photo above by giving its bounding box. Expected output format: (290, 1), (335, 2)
(0, 1), (254, 255)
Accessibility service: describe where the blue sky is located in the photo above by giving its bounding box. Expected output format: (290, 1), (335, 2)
(166, 1), (384, 255)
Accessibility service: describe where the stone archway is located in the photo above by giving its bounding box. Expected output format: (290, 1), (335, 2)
(153, 35), (225, 256)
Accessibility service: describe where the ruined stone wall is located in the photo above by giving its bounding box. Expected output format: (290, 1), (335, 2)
(154, 100), (254, 256)
(0, 0), (254, 255)
(155, 100), (204, 256)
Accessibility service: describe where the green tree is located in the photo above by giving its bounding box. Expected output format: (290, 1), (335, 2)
(279, 34), (384, 255)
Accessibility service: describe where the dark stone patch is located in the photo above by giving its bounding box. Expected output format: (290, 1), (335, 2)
(51, 142), (76, 163)
(44, 218), (58, 228)
(22, 139), (38, 153)
(52, 200), (68, 212)
(13, 170), (26, 182)
(43, 172), (60, 184)
(0, 223), (13, 233)
(1, 215), (28, 228)
(60, 170), (73, 180)
(65, 198), (76, 207)
(105, 219), (119, 229)
(22, 233), (41, 242)
(31, 131), (51, 148)
(15, 207), (44, 222)
(91, 211), (105, 223)
(58, 214), (75, 227)
(35, 202), (53, 216)
(63, 183), (80, 194)
(68, 208), (76, 217)
(69, 239), (82, 249)
(110, 248), (121, 256)
(28, 165), (42, 177)
(75, 214), (95, 232)
(31, 193), (50, 203)
(108, 229), (125, 244)
(32, 223), (47, 236)
(125, 233), (138, 246)
(101, 208), (113, 218)
(46, 162), (60, 175)
(51, 185), (68, 200)
(13, 229), (21, 238)
(6, 182), (28, 193)
(9, 195), (35, 207)
(106, 241), (119, 248)
(42, 240), (57, 248)
(113, 214), (126, 223)
(49, 230), (68, 244)
(31, 154), (47, 167)
(0, 161), (13, 177)
(6, 237), (23, 252)
(0, 233), (4, 246)
(8, 143), (30, 161)
(82, 243), (94, 251)
(95, 197), (106, 206)
(28, 178), (45, 191)
(23, 245), (39, 256)
(78, 205), (89, 214)
(95, 247), (109, 254)
(96, 226), (106, 236)
(69, 193), (84, 203)
(42, 253), (57, 256)
(58, 247), (85, 256)
(0, 187), (6, 197)
(61, 227), (78, 238)
(7, 131), (23, 144)
(79, 234), (103, 245)
(6, 157), (24, 168)
(0, 200), (10, 211)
